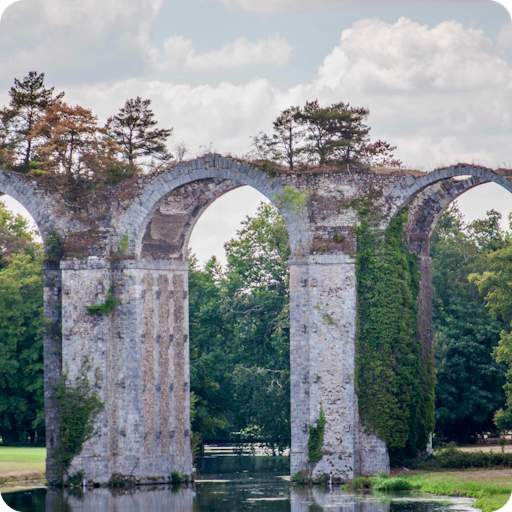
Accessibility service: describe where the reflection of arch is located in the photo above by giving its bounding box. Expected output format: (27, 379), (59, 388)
(0, 169), (56, 240)
(122, 155), (311, 260)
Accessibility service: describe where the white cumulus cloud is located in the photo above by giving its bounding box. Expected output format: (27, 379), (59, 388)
(8, 15), (512, 170)
(497, 20), (512, 47)
(0, 0), (164, 87)
(150, 34), (293, 71)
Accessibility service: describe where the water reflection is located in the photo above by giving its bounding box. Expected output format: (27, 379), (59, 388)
(3, 453), (476, 512)
(45, 486), (194, 512)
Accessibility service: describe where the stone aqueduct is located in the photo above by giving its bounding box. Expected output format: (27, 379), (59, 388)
(1, 155), (511, 484)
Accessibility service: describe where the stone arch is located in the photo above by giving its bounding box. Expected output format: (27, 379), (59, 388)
(396, 170), (512, 410)
(391, 164), (512, 213)
(0, 169), (57, 241)
(120, 155), (311, 261)
(0, 169), (63, 484)
(403, 174), (497, 257)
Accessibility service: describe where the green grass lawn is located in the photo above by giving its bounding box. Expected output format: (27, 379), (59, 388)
(404, 471), (512, 512)
(0, 447), (46, 482)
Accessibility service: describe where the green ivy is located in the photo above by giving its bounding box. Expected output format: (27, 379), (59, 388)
(355, 211), (435, 463)
(86, 288), (123, 316)
(55, 359), (104, 479)
(307, 405), (326, 464)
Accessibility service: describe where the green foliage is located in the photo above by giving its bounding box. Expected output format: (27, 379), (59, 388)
(344, 475), (415, 491)
(276, 186), (311, 215)
(251, 99), (401, 169)
(432, 207), (507, 441)
(86, 288), (123, 316)
(333, 232), (345, 244)
(103, 161), (139, 184)
(355, 210), (434, 462)
(45, 229), (63, 262)
(404, 472), (511, 512)
(372, 476), (414, 491)
(1, 71), (64, 170)
(249, 106), (306, 171)
(117, 230), (129, 255)
(0, 202), (39, 267)
(292, 470), (312, 485)
(343, 476), (372, 490)
(411, 443), (512, 470)
(55, 359), (104, 477)
(66, 471), (84, 486)
(0, 204), (44, 447)
(467, 210), (512, 432)
(105, 96), (172, 165)
(189, 203), (290, 451)
(307, 406), (326, 464)
(171, 470), (183, 484)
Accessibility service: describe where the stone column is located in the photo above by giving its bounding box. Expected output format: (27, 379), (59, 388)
(128, 260), (193, 480)
(289, 260), (311, 476)
(60, 259), (116, 483)
(294, 254), (389, 481)
(43, 262), (62, 485)
(59, 258), (192, 483)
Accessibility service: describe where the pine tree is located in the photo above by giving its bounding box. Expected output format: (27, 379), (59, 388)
(106, 97), (172, 165)
(5, 71), (64, 170)
(250, 106), (305, 170)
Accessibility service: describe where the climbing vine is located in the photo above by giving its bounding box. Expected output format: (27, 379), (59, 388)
(308, 405), (326, 465)
(55, 358), (104, 479)
(355, 210), (435, 463)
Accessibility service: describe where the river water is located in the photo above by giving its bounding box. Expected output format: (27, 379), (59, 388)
(2, 450), (477, 512)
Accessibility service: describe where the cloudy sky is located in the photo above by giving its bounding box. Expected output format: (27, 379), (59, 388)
(1, 0), (512, 263)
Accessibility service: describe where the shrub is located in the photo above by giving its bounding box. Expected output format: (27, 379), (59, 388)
(372, 476), (415, 491)
(171, 470), (183, 484)
(292, 470), (311, 485)
(66, 471), (84, 486)
(406, 443), (512, 470)
(344, 476), (372, 490)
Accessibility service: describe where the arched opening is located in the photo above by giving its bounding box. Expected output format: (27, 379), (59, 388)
(0, 193), (46, 449)
(186, 186), (290, 459)
(402, 172), (512, 448)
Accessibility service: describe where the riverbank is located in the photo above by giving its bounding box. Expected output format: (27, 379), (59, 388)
(0, 447), (46, 485)
(398, 469), (511, 512)
(0, 447), (510, 511)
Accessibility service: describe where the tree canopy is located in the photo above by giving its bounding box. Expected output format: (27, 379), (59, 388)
(468, 212), (512, 432)
(1, 71), (64, 172)
(189, 203), (290, 451)
(0, 73), (173, 198)
(432, 206), (507, 442)
(0, 203), (44, 446)
(250, 99), (401, 170)
(106, 97), (172, 166)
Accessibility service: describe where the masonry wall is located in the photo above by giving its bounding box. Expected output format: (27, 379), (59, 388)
(43, 263), (62, 485)
(60, 259), (192, 484)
